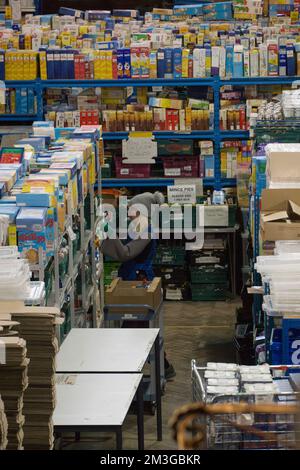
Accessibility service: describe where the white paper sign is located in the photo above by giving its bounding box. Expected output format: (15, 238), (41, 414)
(168, 185), (196, 204)
(204, 206), (229, 227)
(175, 178), (203, 196)
(122, 137), (157, 163)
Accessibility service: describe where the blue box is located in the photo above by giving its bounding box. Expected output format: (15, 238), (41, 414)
(157, 49), (165, 78)
(16, 192), (56, 208)
(59, 7), (84, 18)
(27, 88), (35, 115)
(16, 207), (49, 262)
(164, 48), (173, 78)
(0, 204), (19, 223)
(16, 138), (46, 152)
(173, 48), (182, 78)
(173, 5), (203, 15)
(279, 45), (287, 76)
(270, 328), (282, 365)
(286, 44), (296, 76)
(20, 88), (28, 115)
(226, 45), (234, 78)
(54, 127), (75, 140)
(204, 155), (215, 178)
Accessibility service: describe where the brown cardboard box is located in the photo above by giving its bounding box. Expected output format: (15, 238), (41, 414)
(266, 146), (300, 183)
(105, 277), (162, 314)
(260, 189), (300, 241)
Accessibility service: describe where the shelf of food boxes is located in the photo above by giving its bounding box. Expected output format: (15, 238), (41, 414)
(0, 121), (104, 338)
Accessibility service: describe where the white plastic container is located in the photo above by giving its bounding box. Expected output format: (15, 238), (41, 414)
(274, 240), (300, 255)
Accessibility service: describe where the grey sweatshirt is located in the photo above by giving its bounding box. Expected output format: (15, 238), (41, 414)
(100, 192), (164, 262)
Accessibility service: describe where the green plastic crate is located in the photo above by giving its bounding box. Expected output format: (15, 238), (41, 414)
(154, 246), (185, 266)
(104, 262), (121, 286)
(190, 265), (228, 284)
(191, 283), (228, 301)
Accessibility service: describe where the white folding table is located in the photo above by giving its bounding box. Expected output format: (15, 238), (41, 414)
(53, 373), (144, 450)
(56, 328), (162, 441)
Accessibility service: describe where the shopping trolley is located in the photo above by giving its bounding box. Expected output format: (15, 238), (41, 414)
(170, 360), (300, 450)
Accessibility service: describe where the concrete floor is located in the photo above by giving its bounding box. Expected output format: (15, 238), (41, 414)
(60, 300), (238, 450)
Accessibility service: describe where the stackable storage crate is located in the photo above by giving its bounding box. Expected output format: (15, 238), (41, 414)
(189, 264), (228, 284)
(191, 283), (228, 301)
(153, 245), (186, 266)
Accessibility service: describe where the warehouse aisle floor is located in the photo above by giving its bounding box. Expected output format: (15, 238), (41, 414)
(60, 300), (238, 451)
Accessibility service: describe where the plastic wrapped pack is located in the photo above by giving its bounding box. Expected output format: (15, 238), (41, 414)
(239, 364), (270, 374)
(206, 362), (238, 371)
(207, 378), (239, 387)
(204, 370), (237, 379)
(240, 374), (273, 383)
(207, 386), (239, 395)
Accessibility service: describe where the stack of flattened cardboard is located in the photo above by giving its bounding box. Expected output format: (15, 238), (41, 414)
(0, 335), (29, 450)
(11, 307), (61, 450)
(0, 395), (8, 450)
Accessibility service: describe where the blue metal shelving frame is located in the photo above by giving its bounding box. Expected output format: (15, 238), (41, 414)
(1, 76), (299, 189)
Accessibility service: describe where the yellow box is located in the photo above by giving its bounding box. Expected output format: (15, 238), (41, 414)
(29, 52), (38, 80)
(149, 51), (157, 79)
(182, 49), (189, 78)
(25, 35), (32, 50)
(185, 107), (192, 131)
(5, 52), (12, 80)
(61, 32), (71, 47)
(39, 51), (47, 79)
(23, 52), (30, 79)
(8, 225), (16, 245)
(106, 51), (113, 79)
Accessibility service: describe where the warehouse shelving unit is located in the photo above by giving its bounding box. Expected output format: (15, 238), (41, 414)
(27, 135), (103, 338)
(2, 76), (298, 189)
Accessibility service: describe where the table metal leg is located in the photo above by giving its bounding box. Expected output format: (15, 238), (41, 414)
(154, 335), (162, 441)
(136, 380), (144, 450)
(233, 229), (236, 297)
(116, 427), (123, 450)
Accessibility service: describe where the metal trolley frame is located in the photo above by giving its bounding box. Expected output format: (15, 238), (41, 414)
(191, 360), (300, 450)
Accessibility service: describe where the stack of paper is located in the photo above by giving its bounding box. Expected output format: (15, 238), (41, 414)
(0, 395), (8, 450)
(0, 336), (29, 450)
(11, 307), (61, 450)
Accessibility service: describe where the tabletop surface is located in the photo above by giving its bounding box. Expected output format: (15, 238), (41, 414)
(53, 373), (143, 427)
(56, 328), (159, 373)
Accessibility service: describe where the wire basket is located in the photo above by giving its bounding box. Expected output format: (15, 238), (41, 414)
(170, 361), (300, 450)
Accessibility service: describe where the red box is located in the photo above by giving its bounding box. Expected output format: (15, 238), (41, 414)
(114, 156), (151, 178)
(162, 155), (199, 177)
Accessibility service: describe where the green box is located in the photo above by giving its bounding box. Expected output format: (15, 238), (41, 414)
(104, 262), (121, 286)
(153, 246), (185, 266)
(102, 164), (112, 179)
(157, 139), (194, 156)
(191, 283), (228, 301)
(190, 265), (228, 284)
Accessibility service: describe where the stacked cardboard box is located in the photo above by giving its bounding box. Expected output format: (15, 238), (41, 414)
(0, 395), (8, 450)
(10, 307), (61, 450)
(0, 331), (29, 450)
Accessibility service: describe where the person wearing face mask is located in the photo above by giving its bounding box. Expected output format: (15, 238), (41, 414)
(101, 191), (176, 381)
